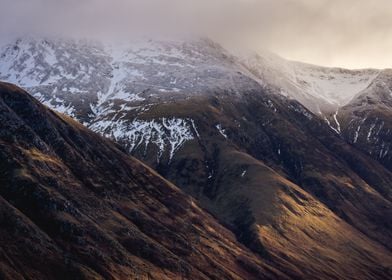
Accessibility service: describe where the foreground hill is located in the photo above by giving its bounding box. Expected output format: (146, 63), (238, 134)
(0, 82), (287, 279)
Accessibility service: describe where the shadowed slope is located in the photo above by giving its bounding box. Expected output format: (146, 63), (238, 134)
(125, 91), (392, 280)
(339, 70), (392, 172)
(0, 82), (287, 280)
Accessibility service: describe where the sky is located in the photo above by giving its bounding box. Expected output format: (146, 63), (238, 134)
(0, 0), (391, 69)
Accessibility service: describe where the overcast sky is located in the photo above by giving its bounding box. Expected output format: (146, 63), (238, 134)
(1, 0), (391, 69)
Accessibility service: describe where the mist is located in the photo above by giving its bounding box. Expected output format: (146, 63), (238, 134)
(1, 0), (392, 69)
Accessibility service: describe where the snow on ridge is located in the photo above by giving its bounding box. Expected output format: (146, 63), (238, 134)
(0, 37), (262, 112)
(288, 103), (313, 120)
(291, 63), (380, 107)
(1, 37), (384, 119)
(353, 126), (361, 143)
(190, 119), (200, 138)
(324, 117), (339, 134)
(236, 49), (380, 114)
(216, 124), (228, 139)
(351, 116), (368, 144)
(162, 118), (195, 160)
(332, 110), (341, 133)
(379, 142), (390, 159)
(89, 117), (195, 161)
(34, 92), (76, 117)
(0, 38), (137, 87)
(367, 122), (376, 141)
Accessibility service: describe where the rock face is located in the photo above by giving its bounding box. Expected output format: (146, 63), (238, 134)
(1, 37), (392, 279)
(0, 82), (287, 280)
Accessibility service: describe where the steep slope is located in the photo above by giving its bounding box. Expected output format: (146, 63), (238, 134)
(9, 77), (390, 279)
(0, 37), (380, 121)
(0, 38), (261, 124)
(0, 36), (392, 279)
(1, 38), (392, 279)
(0, 82), (287, 280)
(339, 70), (392, 172)
(236, 50), (379, 116)
(0, 37), (382, 162)
(123, 88), (392, 280)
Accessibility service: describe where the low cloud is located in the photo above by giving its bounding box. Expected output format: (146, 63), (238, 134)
(0, 0), (391, 68)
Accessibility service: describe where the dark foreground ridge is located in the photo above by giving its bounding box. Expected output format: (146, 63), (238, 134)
(0, 82), (286, 279)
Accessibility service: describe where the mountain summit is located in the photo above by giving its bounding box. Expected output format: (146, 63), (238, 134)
(1, 37), (392, 279)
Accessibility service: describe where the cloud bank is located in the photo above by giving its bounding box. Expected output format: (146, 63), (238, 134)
(0, 0), (392, 68)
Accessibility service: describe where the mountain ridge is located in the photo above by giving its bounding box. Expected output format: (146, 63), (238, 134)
(0, 37), (387, 117)
(0, 81), (290, 279)
(1, 36), (392, 279)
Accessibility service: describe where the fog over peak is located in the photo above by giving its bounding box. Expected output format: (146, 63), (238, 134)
(1, 0), (392, 69)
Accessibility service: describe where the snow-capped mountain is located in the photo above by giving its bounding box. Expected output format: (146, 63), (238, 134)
(0, 38), (263, 160)
(0, 37), (261, 119)
(237, 50), (380, 114)
(1, 37), (388, 161)
(1, 38), (392, 279)
(0, 38), (382, 119)
(339, 69), (392, 170)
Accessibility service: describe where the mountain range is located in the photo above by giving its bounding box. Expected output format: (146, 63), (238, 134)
(0, 37), (391, 279)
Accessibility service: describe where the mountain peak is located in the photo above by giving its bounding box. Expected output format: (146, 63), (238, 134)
(1, 36), (385, 118)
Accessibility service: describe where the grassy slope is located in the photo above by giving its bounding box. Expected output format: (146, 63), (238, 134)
(0, 82), (287, 280)
(127, 91), (392, 279)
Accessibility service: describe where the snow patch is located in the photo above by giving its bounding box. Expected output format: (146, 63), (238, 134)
(332, 110), (341, 133)
(89, 117), (195, 161)
(190, 119), (200, 138)
(216, 124), (228, 139)
(367, 122), (377, 141)
(353, 117), (367, 144)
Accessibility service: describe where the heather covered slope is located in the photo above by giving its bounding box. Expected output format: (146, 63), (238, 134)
(119, 88), (392, 279)
(1, 83), (390, 280)
(0, 82), (286, 280)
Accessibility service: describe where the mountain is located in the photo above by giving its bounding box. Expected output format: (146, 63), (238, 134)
(1, 38), (392, 279)
(123, 81), (392, 279)
(0, 82), (294, 279)
(339, 69), (392, 171)
(0, 37), (382, 132)
(0, 38), (261, 123)
(236, 50), (379, 115)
